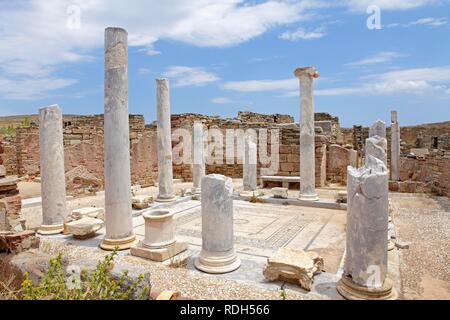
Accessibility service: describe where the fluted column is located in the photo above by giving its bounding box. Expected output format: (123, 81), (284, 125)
(295, 67), (319, 201)
(156, 79), (176, 202)
(38, 104), (67, 235)
(390, 111), (400, 181)
(192, 121), (205, 194)
(100, 27), (136, 250)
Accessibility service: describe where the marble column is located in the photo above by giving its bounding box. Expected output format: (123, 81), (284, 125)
(369, 120), (386, 139)
(365, 135), (388, 167)
(295, 67), (319, 201)
(195, 174), (241, 274)
(243, 135), (257, 191)
(192, 121), (205, 194)
(38, 104), (67, 235)
(390, 111), (400, 181)
(100, 27), (136, 250)
(156, 79), (176, 202)
(337, 155), (397, 300)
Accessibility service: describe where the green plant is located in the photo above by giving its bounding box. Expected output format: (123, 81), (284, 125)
(279, 283), (288, 300)
(21, 250), (151, 300)
(0, 126), (16, 135)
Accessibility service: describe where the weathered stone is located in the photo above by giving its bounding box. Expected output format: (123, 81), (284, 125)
(263, 247), (324, 291)
(0, 165), (5, 177)
(295, 66), (319, 201)
(365, 135), (387, 166)
(337, 155), (397, 300)
(65, 217), (104, 239)
(243, 135), (257, 191)
(101, 27), (136, 250)
(71, 207), (105, 221)
(336, 190), (347, 203)
(272, 187), (289, 199)
(131, 210), (187, 262)
(390, 111), (401, 181)
(132, 195), (153, 209)
(395, 240), (411, 250)
(156, 79), (176, 202)
(38, 105), (67, 235)
(369, 120), (386, 139)
(195, 174), (241, 274)
(66, 165), (102, 195)
(192, 122), (205, 194)
(1, 230), (39, 253)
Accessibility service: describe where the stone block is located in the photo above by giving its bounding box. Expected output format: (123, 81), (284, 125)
(1, 230), (39, 253)
(71, 207), (105, 221)
(263, 247), (324, 291)
(65, 217), (104, 239)
(272, 187), (288, 199)
(131, 240), (188, 262)
(0, 165), (5, 177)
(132, 195), (154, 210)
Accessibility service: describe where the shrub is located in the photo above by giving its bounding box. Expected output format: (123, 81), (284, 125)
(21, 250), (151, 300)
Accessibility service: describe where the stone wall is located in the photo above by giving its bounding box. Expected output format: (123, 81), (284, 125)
(327, 144), (357, 184)
(0, 115), (157, 191)
(389, 151), (450, 197)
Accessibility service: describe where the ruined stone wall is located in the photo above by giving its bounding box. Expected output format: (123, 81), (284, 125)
(389, 151), (450, 197)
(166, 114), (328, 187)
(327, 144), (357, 184)
(0, 115), (156, 189)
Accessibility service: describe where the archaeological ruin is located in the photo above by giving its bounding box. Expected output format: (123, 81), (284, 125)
(1, 26), (449, 303)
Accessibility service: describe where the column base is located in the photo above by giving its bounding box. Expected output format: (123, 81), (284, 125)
(192, 187), (201, 195)
(37, 224), (64, 235)
(299, 193), (319, 201)
(195, 250), (241, 274)
(156, 195), (177, 203)
(100, 234), (137, 251)
(337, 275), (397, 300)
(131, 240), (188, 262)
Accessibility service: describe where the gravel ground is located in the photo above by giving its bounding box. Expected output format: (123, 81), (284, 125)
(392, 193), (450, 300)
(37, 239), (318, 300)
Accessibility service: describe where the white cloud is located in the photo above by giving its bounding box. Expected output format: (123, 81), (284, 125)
(223, 78), (298, 92)
(343, 0), (443, 12)
(347, 51), (406, 66)
(211, 97), (233, 104)
(163, 66), (219, 87)
(0, 0), (319, 100)
(405, 17), (448, 27)
(279, 26), (326, 41)
(138, 68), (151, 75)
(317, 66), (450, 96)
(0, 77), (78, 100)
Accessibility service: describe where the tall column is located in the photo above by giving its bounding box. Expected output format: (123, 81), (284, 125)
(38, 104), (67, 235)
(295, 67), (319, 201)
(100, 27), (136, 250)
(156, 79), (176, 202)
(390, 111), (400, 181)
(337, 155), (397, 300)
(243, 135), (257, 191)
(195, 174), (241, 274)
(192, 121), (205, 194)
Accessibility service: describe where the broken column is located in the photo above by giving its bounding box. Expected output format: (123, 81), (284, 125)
(100, 27), (136, 250)
(195, 174), (241, 274)
(243, 135), (257, 191)
(38, 105), (68, 235)
(156, 79), (176, 202)
(390, 111), (400, 181)
(365, 135), (388, 167)
(295, 67), (319, 201)
(337, 155), (397, 300)
(369, 120), (386, 139)
(192, 121), (205, 194)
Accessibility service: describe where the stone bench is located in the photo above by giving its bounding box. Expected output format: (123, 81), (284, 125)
(260, 176), (300, 189)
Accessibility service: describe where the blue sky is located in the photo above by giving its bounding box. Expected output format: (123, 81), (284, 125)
(0, 0), (449, 127)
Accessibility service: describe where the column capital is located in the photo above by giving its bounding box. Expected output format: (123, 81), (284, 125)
(294, 66), (319, 79)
